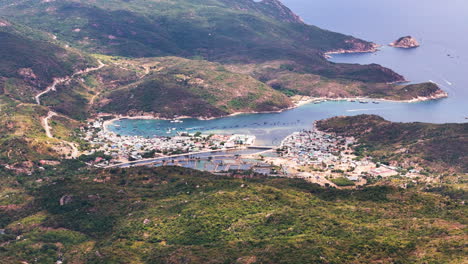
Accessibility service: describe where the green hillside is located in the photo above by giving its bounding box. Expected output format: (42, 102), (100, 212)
(0, 1), (446, 123)
(0, 0), (404, 83)
(0, 5), (464, 263)
(97, 57), (293, 118)
(0, 20), (96, 103)
(228, 61), (444, 100)
(317, 115), (468, 173)
(0, 166), (465, 263)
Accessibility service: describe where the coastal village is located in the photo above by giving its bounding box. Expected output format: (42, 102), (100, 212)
(81, 117), (423, 187)
(270, 128), (409, 187)
(82, 118), (256, 164)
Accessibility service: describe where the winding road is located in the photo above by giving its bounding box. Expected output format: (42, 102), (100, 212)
(42, 111), (57, 138)
(36, 60), (105, 158)
(35, 60), (105, 105)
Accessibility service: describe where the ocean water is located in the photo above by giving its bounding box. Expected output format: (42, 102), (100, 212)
(283, 0), (468, 119)
(108, 0), (468, 145)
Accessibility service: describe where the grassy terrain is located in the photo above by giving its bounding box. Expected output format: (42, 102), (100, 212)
(0, 96), (54, 165)
(0, 165), (465, 263)
(97, 57), (292, 118)
(228, 61), (443, 100)
(43, 56), (443, 120)
(0, 6), (465, 262)
(0, 2), (445, 123)
(317, 115), (468, 173)
(0, 0), (404, 83)
(0, 94), (81, 169)
(0, 20), (96, 103)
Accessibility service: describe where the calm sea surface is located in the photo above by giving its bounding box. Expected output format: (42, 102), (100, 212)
(108, 0), (468, 145)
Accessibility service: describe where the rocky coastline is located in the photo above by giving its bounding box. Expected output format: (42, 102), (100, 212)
(324, 42), (380, 58)
(390, 36), (420, 48)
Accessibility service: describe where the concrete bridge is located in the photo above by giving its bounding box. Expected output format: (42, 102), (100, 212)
(248, 146), (275, 150)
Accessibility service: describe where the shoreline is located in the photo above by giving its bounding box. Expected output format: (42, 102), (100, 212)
(99, 43), (449, 130)
(100, 91), (448, 132)
(323, 43), (380, 59)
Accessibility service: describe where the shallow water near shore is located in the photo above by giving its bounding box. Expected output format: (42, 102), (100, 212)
(108, 0), (468, 146)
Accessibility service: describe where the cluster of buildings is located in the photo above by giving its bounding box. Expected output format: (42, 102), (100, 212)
(276, 128), (401, 185)
(280, 129), (355, 167)
(80, 119), (418, 187)
(81, 119), (256, 164)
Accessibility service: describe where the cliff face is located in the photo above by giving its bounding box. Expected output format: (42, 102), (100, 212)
(390, 36), (420, 48)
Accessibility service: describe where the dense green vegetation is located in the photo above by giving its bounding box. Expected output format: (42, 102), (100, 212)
(0, 165), (465, 263)
(317, 115), (468, 173)
(0, 95), (55, 165)
(0, 2), (445, 122)
(0, 21), (96, 103)
(0, 2), (465, 262)
(98, 57), (292, 118)
(229, 61), (441, 100)
(331, 177), (355, 187)
(0, 0), (404, 83)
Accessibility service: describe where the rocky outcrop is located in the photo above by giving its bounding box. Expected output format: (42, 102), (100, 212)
(324, 40), (380, 59)
(390, 36), (420, 48)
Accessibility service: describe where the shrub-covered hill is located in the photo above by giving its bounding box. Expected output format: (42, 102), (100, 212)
(0, 20), (96, 103)
(316, 115), (468, 173)
(0, 95), (80, 170)
(36, 56), (292, 120)
(0, 0), (403, 83)
(96, 57), (293, 118)
(228, 61), (446, 100)
(0, 166), (466, 263)
(39, 56), (444, 121)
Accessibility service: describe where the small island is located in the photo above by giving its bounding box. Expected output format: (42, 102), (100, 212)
(390, 36), (420, 48)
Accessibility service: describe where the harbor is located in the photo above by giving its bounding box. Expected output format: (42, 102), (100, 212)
(81, 117), (426, 186)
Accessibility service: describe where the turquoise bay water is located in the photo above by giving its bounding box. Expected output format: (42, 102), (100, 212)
(108, 0), (468, 145)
